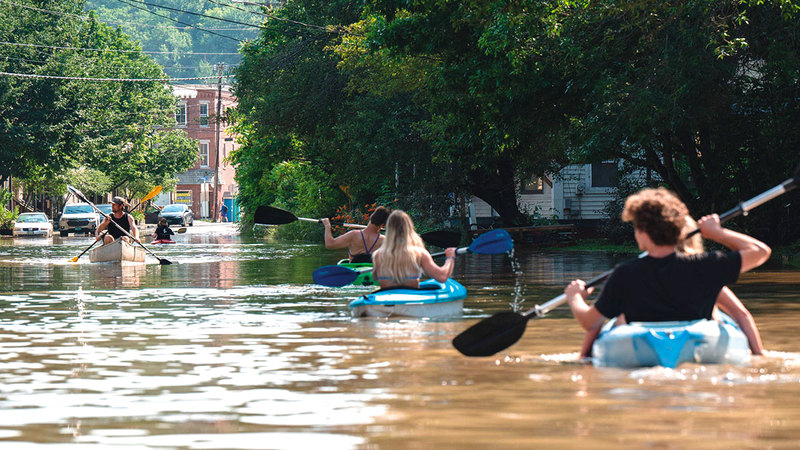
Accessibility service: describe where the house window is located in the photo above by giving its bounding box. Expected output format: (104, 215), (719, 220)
(175, 102), (187, 126)
(591, 162), (618, 188)
(199, 102), (209, 127)
(199, 141), (209, 167)
(521, 175), (544, 194)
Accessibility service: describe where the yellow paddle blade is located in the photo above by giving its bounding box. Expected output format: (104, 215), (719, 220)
(141, 185), (163, 203)
(69, 256), (79, 262)
(176, 227), (187, 233)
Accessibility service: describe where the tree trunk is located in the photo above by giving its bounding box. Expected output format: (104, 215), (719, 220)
(465, 155), (527, 226)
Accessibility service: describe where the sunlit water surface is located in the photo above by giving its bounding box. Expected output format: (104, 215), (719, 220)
(1, 223), (799, 448)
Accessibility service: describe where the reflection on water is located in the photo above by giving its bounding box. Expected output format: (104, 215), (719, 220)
(0, 223), (799, 447)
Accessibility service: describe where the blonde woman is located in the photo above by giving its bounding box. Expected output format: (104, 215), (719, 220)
(372, 210), (457, 289)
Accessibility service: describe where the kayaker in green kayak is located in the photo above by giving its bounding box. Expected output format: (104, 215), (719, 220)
(372, 210), (457, 289)
(564, 187), (771, 357)
(322, 206), (390, 263)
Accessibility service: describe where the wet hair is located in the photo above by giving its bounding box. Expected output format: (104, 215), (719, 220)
(621, 187), (688, 246)
(159, 217), (167, 225)
(372, 210), (424, 284)
(369, 206), (390, 226)
(676, 215), (704, 254)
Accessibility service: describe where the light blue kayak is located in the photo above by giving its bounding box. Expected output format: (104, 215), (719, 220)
(592, 313), (750, 368)
(348, 279), (467, 318)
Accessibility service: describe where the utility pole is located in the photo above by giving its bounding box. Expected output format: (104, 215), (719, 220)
(213, 62), (224, 222)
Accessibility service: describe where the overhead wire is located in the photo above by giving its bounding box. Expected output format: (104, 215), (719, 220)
(112, 0), (244, 43)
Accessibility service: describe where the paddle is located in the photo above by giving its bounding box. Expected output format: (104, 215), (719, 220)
(68, 232), (106, 263)
(130, 185), (162, 211)
(66, 185), (173, 265)
(452, 164), (800, 357)
(69, 186), (163, 263)
(254, 205), (461, 248)
(254, 205), (366, 228)
(313, 229), (513, 287)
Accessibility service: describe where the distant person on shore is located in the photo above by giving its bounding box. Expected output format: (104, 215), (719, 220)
(564, 187), (770, 358)
(220, 202), (228, 223)
(153, 218), (175, 242)
(371, 210), (456, 289)
(321, 206), (390, 263)
(96, 196), (139, 245)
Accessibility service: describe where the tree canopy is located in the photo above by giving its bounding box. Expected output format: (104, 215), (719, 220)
(1, 0), (197, 199)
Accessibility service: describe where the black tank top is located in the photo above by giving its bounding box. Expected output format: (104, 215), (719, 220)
(108, 213), (131, 239)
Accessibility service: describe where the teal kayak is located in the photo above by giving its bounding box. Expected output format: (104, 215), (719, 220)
(592, 313), (750, 368)
(348, 279), (467, 318)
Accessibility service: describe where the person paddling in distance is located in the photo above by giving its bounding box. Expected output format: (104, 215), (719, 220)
(96, 196), (140, 245)
(372, 210), (457, 289)
(565, 187), (771, 359)
(321, 206), (390, 263)
(152, 218), (175, 242)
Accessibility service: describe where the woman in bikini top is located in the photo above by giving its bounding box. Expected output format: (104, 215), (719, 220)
(322, 207), (390, 263)
(372, 210), (456, 289)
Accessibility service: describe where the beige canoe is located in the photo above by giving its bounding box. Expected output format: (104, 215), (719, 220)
(89, 239), (146, 263)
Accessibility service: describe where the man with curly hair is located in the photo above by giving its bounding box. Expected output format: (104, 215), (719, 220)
(564, 187), (771, 355)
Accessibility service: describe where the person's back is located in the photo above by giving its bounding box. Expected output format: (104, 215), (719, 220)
(565, 187), (771, 350)
(322, 206), (390, 263)
(372, 210), (456, 289)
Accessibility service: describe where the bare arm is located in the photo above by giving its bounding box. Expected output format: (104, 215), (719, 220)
(698, 214), (771, 272)
(96, 217), (110, 240)
(418, 247), (456, 283)
(321, 218), (353, 250)
(715, 286), (764, 355)
(128, 215), (139, 241)
(565, 280), (606, 332)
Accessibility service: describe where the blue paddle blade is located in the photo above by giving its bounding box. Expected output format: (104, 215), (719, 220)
(313, 265), (359, 287)
(469, 229), (513, 254)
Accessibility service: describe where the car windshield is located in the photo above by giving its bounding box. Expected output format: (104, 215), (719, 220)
(162, 205), (185, 213)
(17, 215), (47, 223)
(97, 204), (112, 214)
(63, 204), (94, 214)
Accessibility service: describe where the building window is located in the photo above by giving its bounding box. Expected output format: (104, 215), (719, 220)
(521, 175), (544, 194)
(199, 141), (209, 167)
(591, 162), (618, 188)
(199, 102), (209, 127)
(175, 102), (187, 126)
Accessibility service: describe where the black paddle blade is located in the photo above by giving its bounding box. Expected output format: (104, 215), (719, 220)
(159, 258), (172, 265)
(421, 230), (461, 248)
(254, 205), (298, 225)
(452, 312), (530, 357)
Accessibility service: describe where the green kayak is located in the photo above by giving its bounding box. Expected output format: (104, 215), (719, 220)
(336, 259), (377, 286)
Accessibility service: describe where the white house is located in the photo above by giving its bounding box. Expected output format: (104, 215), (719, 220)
(467, 162), (620, 226)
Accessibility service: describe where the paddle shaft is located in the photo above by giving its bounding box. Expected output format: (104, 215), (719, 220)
(70, 232), (105, 262)
(525, 174), (800, 320)
(67, 186), (171, 264)
(297, 217), (366, 228)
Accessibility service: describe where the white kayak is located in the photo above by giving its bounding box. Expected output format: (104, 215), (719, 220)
(348, 279), (467, 318)
(592, 313), (750, 368)
(89, 239), (146, 263)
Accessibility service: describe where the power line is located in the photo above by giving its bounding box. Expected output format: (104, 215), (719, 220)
(0, 71), (234, 82)
(113, 0), (244, 43)
(0, 41), (240, 56)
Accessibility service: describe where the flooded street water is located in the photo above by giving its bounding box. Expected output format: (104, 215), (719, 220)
(1, 222), (799, 448)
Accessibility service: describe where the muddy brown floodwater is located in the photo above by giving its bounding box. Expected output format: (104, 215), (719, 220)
(0, 222), (799, 448)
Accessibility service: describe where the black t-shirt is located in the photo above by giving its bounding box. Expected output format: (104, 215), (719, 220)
(108, 213), (131, 239)
(594, 251), (742, 322)
(155, 225), (174, 240)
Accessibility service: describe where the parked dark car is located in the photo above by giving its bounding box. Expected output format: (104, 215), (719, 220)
(158, 204), (194, 226)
